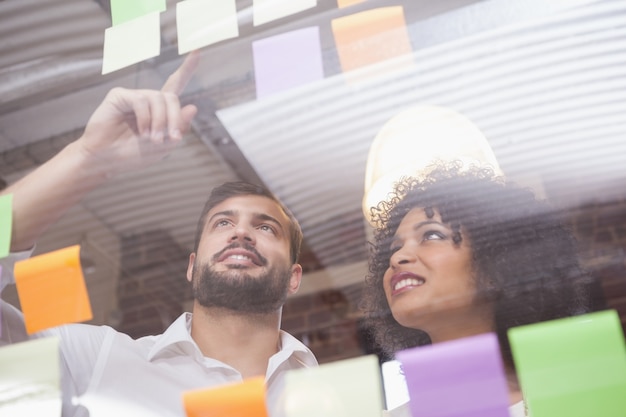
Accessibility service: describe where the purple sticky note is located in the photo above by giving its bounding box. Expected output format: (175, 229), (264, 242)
(252, 27), (324, 99)
(396, 333), (510, 417)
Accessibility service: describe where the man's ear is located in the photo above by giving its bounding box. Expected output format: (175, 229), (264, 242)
(186, 253), (196, 283)
(288, 264), (303, 295)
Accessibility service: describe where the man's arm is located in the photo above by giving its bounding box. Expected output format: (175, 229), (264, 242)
(2, 53), (200, 251)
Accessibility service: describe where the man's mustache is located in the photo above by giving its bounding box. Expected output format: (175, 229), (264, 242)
(211, 242), (268, 266)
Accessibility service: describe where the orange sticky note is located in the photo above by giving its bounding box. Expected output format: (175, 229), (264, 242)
(14, 245), (92, 334)
(337, 0), (365, 8)
(183, 377), (268, 417)
(331, 6), (413, 75)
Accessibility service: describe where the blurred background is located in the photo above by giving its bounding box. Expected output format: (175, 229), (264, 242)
(1, 0), (625, 367)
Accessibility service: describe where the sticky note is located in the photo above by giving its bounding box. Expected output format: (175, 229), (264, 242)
(252, 27), (324, 99)
(0, 266), (2, 338)
(253, 0), (316, 27)
(177, 0), (239, 54)
(509, 310), (626, 417)
(0, 194), (12, 259)
(183, 376), (268, 417)
(331, 7), (413, 75)
(0, 337), (61, 415)
(337, 0), (365, 8)
(102, 11), (161, 75)
(14, 245), (92, 334)
(396, 333), (510, 417)
(111, 0), (166, 26)
(281, 355), (383, 417)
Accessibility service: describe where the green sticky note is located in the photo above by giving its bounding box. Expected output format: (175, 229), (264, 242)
(281, 355), (383, 417)
(0, 337), (61, 415)
(111, 0), (166, 26)
(509, 310), (626, 417)
(0, 194), (12, 258)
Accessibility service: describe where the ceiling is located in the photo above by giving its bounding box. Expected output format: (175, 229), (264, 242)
(1, 0), (625, 326)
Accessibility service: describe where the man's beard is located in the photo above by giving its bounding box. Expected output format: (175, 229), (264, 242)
(191, 259), (292, 314)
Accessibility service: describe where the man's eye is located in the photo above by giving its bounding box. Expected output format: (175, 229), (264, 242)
(259, 224), (275, 234)
(215, 220), (231, 227)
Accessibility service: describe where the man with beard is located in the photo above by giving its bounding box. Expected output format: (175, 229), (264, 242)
(0, 53), (317, 416)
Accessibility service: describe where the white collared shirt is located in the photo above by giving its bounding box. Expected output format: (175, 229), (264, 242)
(1, 252), (318, 417)
(49, 314), (317, 417)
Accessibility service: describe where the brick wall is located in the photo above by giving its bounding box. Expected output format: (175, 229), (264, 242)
(282, 286), (371, 364)
(117, 230), (192, 337)
(569, 198), (626, 330)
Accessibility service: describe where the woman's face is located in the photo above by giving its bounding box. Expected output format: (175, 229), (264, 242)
(383, 207), (485, 337)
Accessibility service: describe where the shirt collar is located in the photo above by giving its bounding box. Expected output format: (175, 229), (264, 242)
(147, 313), (317, 368)
(147, 312), (197, 361)
(272, 330), (318, 368)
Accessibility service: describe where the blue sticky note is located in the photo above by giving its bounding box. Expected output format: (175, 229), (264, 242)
(252, 27), (324, 99)
(281, 355), (383, 417)
(396, 333), (510, 417)
(509, 310), (626, 417)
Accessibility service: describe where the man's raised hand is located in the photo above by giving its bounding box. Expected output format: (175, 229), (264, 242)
(79, 52), (200, 175)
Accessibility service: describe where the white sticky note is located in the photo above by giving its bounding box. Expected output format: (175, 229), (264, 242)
(253, 0), (317, 26)
(281, 355), (383, 417)
(102, 11), (161, 74)
(177, 0), (239, 54)
(0, 337), (61, 415)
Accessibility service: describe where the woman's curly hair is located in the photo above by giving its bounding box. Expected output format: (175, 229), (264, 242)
(361, 162), (592, 368)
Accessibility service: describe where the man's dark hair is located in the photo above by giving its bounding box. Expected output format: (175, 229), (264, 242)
(361, 162), (593, 368)
(193, 181), (303, 264)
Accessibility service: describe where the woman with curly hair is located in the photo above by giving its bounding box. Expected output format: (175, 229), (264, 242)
(361, 162), (593, 416)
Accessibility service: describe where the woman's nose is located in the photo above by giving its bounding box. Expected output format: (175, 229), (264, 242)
(389, 245), (417, 269)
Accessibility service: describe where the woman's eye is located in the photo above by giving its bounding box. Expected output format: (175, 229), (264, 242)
(423, 230), (445, 241)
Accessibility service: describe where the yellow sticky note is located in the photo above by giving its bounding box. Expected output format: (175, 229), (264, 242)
(253, 0), (317, 27)
(331, 7), (413, 75)
(337, 0), (365, 8)
(281, 355), (383, 417)
(177, 0), (239, 54)
(0, 337), (61, 415)
(102, 11), (161, 74)
(15, 245), (92, 334)
(183, 377), (269, 417)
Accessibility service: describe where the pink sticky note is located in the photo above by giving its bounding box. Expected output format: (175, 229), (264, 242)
(252, 27), (324, 99)
(396, 333), (510, 417)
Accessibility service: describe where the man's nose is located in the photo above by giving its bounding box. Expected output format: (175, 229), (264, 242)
(230, 224), (255, 244)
